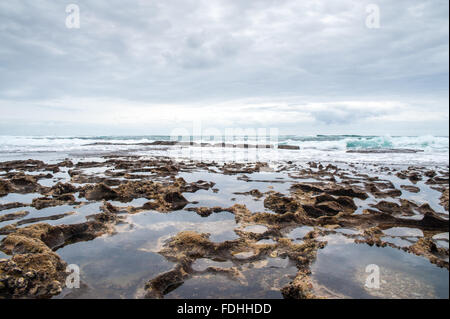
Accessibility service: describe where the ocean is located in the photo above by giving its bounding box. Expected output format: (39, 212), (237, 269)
(0, 135), (448, 165)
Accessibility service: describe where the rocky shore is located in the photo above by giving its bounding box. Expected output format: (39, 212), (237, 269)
(0, 157), (448, 299)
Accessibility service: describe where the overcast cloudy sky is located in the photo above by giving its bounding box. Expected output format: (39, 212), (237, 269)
(0, 0), (448, 136)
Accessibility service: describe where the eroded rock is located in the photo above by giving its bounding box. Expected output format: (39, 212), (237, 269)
(0, 211), (29, 223)
(0, 211), (120, 298)
(264, 193), (299, 214)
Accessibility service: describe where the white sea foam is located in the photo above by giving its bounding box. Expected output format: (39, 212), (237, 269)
(0, 135), (448, 165)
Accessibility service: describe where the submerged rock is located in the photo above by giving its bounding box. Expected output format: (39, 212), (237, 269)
(264, 193), (299, 214)
(185, 206), (225, 217)
(83, 183), (119, 201)
(0, 202), (26, 211)
(408, 237), (449, 269)
(0, 211), (29, 223)
(292, 182), (368, 200)
(45, 183), (77, 196)
(9, 175), (41, 193)
(233, 189), (264, 199)
(365, 183), (402, 198)
(0, 210), (120, 298)
(31, 196), (77, 210)
(400, 185), (421, 193)
(163, 191), (189, 210)
(440, 189), (449, 211)
(0, 179), (12, 197)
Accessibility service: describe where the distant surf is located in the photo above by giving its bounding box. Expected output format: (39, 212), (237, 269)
(0, 135), (448, 165)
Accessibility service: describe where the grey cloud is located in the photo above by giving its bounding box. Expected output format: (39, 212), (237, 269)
(0, 0), (448, 134)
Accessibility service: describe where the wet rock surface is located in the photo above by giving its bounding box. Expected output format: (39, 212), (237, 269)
(0, 157), (448, 299)
(0, 216), (116, 298)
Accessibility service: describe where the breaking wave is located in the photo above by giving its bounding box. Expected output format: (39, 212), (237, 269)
(0, 135), (448, 165)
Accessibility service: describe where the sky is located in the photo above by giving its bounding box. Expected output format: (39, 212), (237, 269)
(0, 0), (448, 136)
